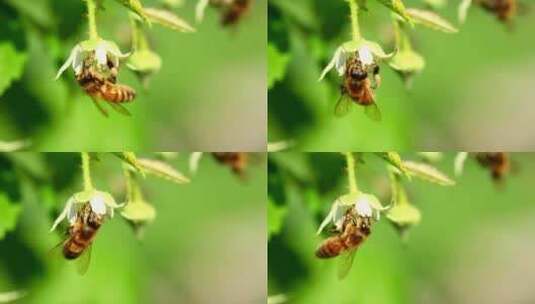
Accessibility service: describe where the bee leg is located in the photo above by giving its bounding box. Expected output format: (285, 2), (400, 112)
(372, 74), (381, 89)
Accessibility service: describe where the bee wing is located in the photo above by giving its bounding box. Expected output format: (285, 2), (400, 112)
(364, 103), (382, 122)
(107, 102), (132, 117)
(47, 239), (67, 260)
(337, 247), (357, 280)
(75, 244), (92, 275)
(90, 97), (109, 117)
(334, 94), (353, 117)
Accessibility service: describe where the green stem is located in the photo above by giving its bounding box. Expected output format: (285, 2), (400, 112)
(130, 15), (149, 51)
(81, 152), (94, 191)
(86, 0), (99, 40)
(347, 0), (361, 41)
(344, 152), (358, 194)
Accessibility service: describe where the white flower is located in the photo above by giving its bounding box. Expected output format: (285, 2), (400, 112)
(316, 192), (386, 235)
(319, 39), (393, 81)
(50, 190), (123, 232)
(55, 38), (129, 80)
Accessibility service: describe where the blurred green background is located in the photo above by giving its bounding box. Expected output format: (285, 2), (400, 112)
(0, 152), (266, 304)
(268, 152), (535, 303)
(268, 0), (535, 150)
(0, 0), (266, 151)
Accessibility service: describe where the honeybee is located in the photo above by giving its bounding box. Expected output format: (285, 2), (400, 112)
(212, 152), (249, 176)
(52, 202), (104, 275)
(475, 152), (510, 181)
(335, 54), (382, 121)
(315, 209), (372, 279)
(477, 0), (517, 22)
(221, 0), (252, 26)
(76, 54), (135, 116)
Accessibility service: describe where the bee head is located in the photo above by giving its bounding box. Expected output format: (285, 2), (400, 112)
(350, 69), (368, 81)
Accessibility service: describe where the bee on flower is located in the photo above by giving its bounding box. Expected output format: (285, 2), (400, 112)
(319, 40), (392, 121)
(196, 0), (252, 26)
(50, 189), (123, 274)
(315, 192), (386, 279)
(55, 38), (136, 116)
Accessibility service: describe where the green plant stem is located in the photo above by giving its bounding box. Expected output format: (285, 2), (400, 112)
(81, 152), (94, 191)
(86, 0), (99, 40)
(348, 0), (361, 41)
(129, 14), (149, 51)
(344, 152), (358, 194)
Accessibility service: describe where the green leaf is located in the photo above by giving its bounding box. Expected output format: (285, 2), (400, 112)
(268, 43), (290, 89)
(112, 152), (145, 176)
(115, 0), (149, 22)
(136, 158), (190, 184)
(375, 0), (412, 23)
(0, 42), (27, 96)
(143, 8), (196, 32)
(268, 199), (287, 240)
(0, 192), (22, 240)
(403, 161), (455, 186)
(374, 152), (409, 176)
(406, 8), (458, 33)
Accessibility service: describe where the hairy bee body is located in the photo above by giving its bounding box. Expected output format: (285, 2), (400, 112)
(62, 204), (103, 260)
(315, 214), (371, 259)
(342, 57), (378, 106)
(222, 0), (251, 26)
(76, 70), (136, 103)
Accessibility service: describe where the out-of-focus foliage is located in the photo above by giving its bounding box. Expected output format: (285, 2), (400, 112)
(268, 0), (535, 150)
(268, 152), (535, 303)
(0, 152), (266, 304)
(0, 0), (266, 151)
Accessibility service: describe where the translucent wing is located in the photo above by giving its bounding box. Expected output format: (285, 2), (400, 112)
(75, 245), (92, 275)
(337, 247), (357, 280)
(90, 97), (109, 117)
(107, 102), (132, 116)
(334, 94), (353, 117)
(364, 103), (382, 122)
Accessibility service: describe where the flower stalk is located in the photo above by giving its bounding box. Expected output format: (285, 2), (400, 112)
(344, 152), (358, 194)
(81, 152), (94, 192)
(347, 0), (361, 42)
(86, 0), (99, 40)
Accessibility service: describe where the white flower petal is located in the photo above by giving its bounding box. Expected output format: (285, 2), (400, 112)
(358, 46), (374, 66)
(72, 48), (85, 76)
(355, 199), (373, 218)
(55, 45), (80, 80)
(319, 47), (344, 81)
(67, 202), (78, 225)
(196, 0), (210, 23)
(316, 203), (335, 235)
(90, 194), (107, 215)
(95, 46), (108, 67)
(50, 197), (74, 231)
(334, 48), (349, 76)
